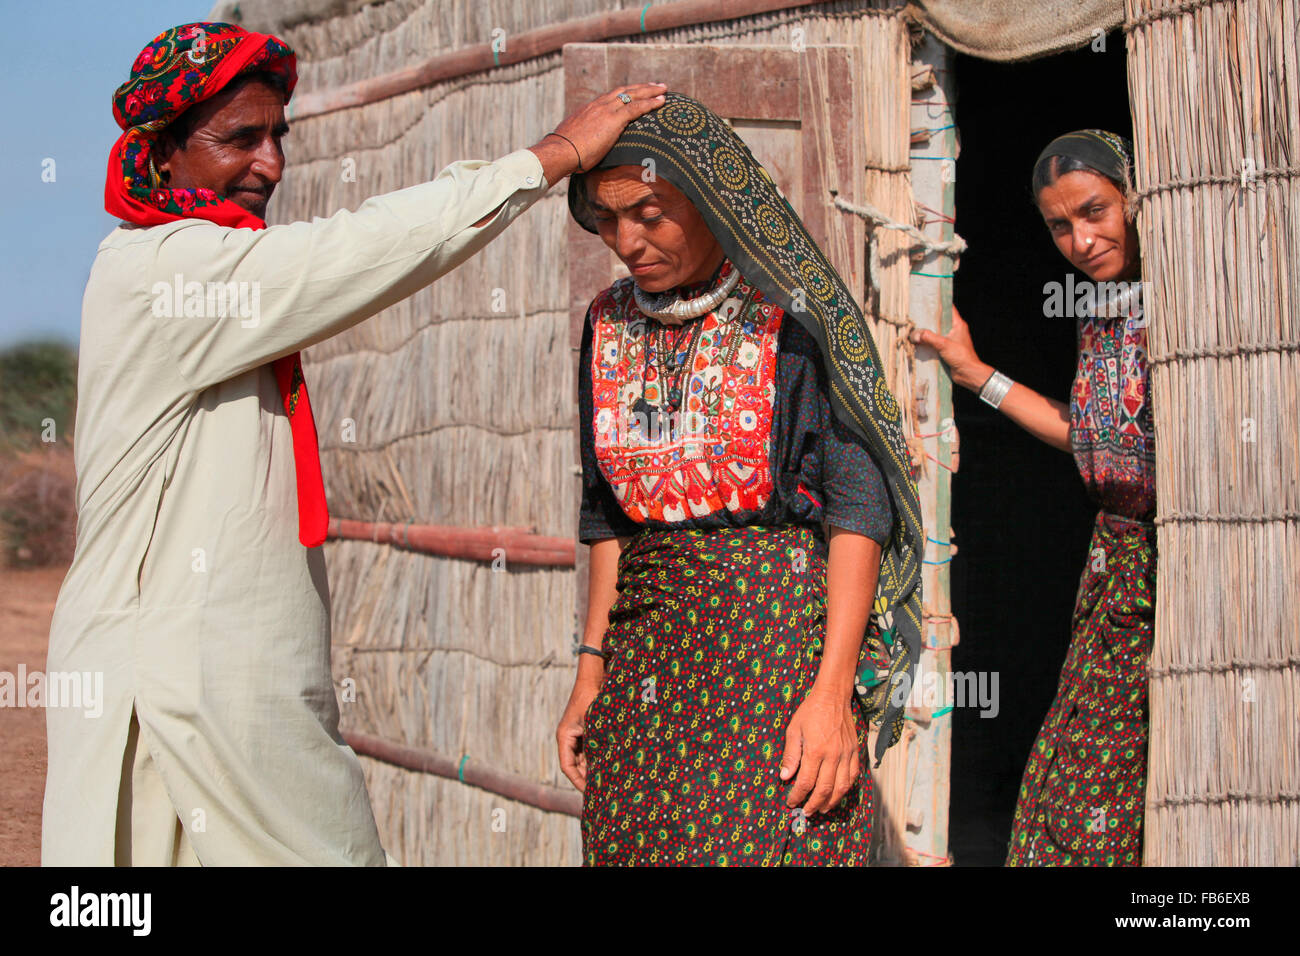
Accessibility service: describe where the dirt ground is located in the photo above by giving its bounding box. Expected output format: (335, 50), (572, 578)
(0, 565), (65, 867)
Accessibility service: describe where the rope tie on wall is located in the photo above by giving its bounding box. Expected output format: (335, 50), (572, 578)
(1133, 165), (1300, 206)
(833, 194), (968, 258)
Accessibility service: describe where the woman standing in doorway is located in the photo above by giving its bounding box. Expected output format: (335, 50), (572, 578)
(911, 130), (1156, 866)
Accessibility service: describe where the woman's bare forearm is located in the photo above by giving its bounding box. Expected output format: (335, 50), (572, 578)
(911, 308), (1072, 455)
(995, 381), (1073, 453)
(959, 360), (1071, 453)
(815, 526), (882, 700)
(578, 536), (627, 685)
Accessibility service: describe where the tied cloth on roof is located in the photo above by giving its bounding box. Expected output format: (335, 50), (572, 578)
(905, 0), (1124, 61)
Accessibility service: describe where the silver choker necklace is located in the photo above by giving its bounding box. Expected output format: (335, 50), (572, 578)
(1093, 279), (1145, 320)
(633, 261), (740, 325)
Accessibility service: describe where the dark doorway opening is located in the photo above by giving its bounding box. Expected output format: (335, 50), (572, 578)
(946, 35), (1132, 866)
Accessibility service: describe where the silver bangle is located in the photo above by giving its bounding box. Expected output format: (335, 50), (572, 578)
(978, 370), (1014, 409)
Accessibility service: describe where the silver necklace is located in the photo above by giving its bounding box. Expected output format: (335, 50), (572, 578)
(1094, 279), (1144, 321)
(633, 260), (740, 325)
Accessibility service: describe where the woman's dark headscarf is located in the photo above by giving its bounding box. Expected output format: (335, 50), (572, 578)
(568, 92), (924, 766)
(1031, 129), (1134, 199)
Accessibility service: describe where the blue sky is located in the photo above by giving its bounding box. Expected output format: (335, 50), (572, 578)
(0, 1), (212, 349)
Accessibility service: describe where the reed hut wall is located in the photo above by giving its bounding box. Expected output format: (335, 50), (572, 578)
(211, 0), (916, 865)
(1127, 0), (1300, 866)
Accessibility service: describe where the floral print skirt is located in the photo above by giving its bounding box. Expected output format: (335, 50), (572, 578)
(581, 524), (873, 866)
(1006, 510), (1157, 866)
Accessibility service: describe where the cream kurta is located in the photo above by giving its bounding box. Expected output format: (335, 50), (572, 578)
(43, 148), (548, 865)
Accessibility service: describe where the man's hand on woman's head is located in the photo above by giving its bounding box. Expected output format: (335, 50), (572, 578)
(529, 84), (668, 185)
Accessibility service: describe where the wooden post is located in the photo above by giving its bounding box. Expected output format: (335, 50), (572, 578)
(903, 33), (957, 867)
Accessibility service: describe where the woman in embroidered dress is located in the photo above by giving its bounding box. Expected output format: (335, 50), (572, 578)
(911, 130), (1156, 866)
(554, 94), (926, 866)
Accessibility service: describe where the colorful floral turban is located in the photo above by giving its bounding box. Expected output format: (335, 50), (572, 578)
(105, 21), (297, 229)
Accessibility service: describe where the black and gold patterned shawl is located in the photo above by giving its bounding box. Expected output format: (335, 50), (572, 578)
(569, 93), (924, 765)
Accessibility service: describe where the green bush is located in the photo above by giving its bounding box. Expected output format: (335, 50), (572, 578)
(0, 340), (78, 566)
(0, 340), (78, 451)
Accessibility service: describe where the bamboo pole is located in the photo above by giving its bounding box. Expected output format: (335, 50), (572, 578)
(329, 517), (576, 566)
(345, 731), (582, 817)
(901, 30), (957, 868)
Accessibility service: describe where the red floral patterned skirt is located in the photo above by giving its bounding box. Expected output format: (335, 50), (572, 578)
(1006, 510), (1157, 866)
(581, 525), (873, 866)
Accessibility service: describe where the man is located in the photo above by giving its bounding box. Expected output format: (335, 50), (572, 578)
(42, 20), (664, 866)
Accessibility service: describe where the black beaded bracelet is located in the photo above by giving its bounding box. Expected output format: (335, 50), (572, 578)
(577, 644), (607, 661)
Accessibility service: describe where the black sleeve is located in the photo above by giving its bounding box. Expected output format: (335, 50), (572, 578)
(822, 411), (894, 545)
(577, 304), (640, 544)
(796, 323), (893, 545)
